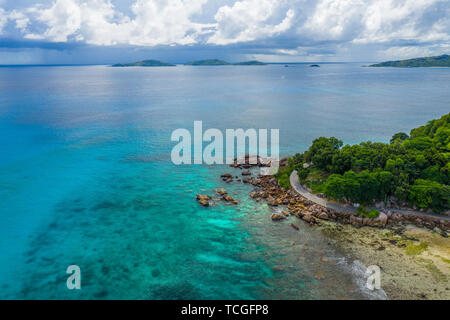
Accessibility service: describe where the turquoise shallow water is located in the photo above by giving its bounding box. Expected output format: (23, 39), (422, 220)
(0, 64), (449, 299)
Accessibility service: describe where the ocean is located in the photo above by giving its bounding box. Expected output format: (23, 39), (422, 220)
(0, 63), (449, 299)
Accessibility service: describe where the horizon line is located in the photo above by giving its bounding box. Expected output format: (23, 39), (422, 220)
(0, 61), (372, 67)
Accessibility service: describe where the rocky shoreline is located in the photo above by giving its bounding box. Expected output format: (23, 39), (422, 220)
(195, 157), (450, 299)
(197, 156), (450, 235)
(255, 175), (450, 235)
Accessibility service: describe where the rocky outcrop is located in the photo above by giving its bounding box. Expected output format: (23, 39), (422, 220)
(222, 195), (238, 204)
(266, 196), (278, 206)
(229, 154), (272, 169)
(220, 161), (450, 233)
(377, 212), (388, 226)
(243, 177), (260, 185)
(220, 173), (233, 183)
(247, 175), (450, 233)
(271, 213), (286, 221)
(196, 194), (211, 207)
(318, 212), (329, 220)
(215, 188), (227, 196)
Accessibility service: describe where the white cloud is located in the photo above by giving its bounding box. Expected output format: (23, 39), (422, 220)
(0, 8), (8, 34)
(9, 10), (30, 32)
(23, 0), (215, 45)
(297, 0), (450, 46)
(354, 0), (450, 44)
(300, 0), (365, 41)
(207, 0), (295, 45)
(122, 0), (215, 46)
(25, 0), (81, 41)
(274, 48), (302, 55)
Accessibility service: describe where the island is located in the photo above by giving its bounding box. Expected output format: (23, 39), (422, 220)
(233, 60), (266, 65)
(111, 59), (175, 67)
(184, 59), (266, 66)
(369, 54), (450, 67)
(310, 64), (320, 67)
(112, 58), (267, 67)
(184, 59), (230, 66)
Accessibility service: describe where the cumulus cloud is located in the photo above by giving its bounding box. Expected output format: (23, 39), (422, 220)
(207, 0), (295, 45)
(23, 0), (215, 45)
(296, 0), (450, 46)
(122, 0), (215, 46)
(355, 0), (450, 44)
(301, 0), (366, 41)
(26, 0), (82, 41)
(9, 10), (30, 32)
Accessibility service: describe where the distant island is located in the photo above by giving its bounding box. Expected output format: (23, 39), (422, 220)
(112, 59), (267, 67)
(184, 59), (229, 66)
(233, 60), (266, 65)
(310, 64), (320, 67)
(184, 59), (266, 66)
(369, 54), (450, 67)
(112, 59), (175, 67)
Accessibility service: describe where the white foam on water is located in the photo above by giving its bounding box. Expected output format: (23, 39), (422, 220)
(336, 257), (388, 300)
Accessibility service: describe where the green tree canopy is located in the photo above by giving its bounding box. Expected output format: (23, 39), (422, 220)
(290, 113), (450, 212)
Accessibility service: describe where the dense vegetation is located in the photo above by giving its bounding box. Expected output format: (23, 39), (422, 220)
(276, 113), (450, 213)
(355, 206), (380, 219)
(112, 59), (175, 67)
(369, 54), (450, 67)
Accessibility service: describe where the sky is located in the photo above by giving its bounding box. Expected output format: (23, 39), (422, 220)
(0, 0), (449, 64)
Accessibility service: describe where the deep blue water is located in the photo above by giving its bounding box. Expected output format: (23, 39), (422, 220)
(0, 64), (449, 299)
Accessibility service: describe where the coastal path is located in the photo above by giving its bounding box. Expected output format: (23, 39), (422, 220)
(290, 170), (450, 221)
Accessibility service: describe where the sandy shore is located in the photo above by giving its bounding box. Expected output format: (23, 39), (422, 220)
(320, 221), (450, 299)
